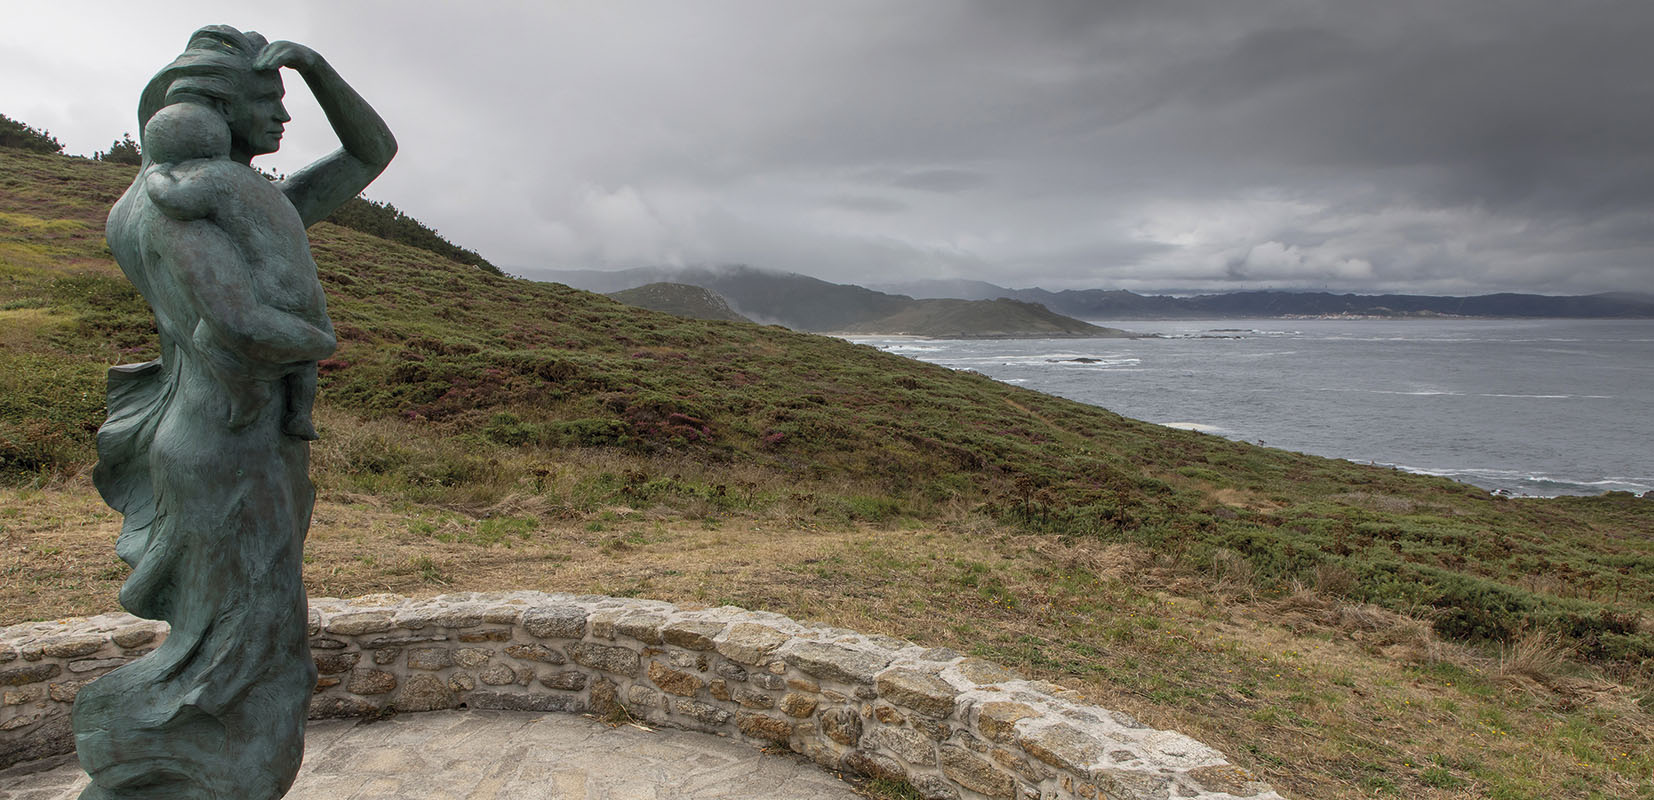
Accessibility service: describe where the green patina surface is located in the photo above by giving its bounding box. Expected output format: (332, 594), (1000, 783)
(65, 24), (396, 800)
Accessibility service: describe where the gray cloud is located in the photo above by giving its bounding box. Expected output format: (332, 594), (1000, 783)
(6, 1), (1654, 294)
(826, 194), (910, 215)
(880, 168), (990, 194)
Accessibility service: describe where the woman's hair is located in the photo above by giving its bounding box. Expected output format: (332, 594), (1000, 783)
(137, 26), (269, 156)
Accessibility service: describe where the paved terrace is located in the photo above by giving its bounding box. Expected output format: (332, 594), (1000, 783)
(2, 594), (1282, 800)
(0, 709), (865, 799)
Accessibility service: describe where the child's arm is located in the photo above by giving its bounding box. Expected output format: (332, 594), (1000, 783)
(153, 215), (336, 366)
(144, 163), (218, 220)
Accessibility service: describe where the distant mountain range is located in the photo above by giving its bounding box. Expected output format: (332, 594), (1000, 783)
(834, 298), (1125, 338)
(537, 266), (1654, 334)
(875, 279), (1654, 320)
(543, 266), (1123, 337)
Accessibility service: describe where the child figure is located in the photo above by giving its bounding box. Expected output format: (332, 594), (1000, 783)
(140, 101), (327, 439)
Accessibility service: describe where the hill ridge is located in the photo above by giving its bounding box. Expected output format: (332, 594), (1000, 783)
(606, 282), (751, 323)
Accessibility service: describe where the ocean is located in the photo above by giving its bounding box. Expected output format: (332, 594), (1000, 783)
(847, 318), (1654, 497)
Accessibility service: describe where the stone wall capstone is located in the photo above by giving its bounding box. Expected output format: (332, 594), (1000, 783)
(1, 592), (1284, 800)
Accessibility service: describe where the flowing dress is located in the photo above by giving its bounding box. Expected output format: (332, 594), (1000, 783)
(71, 161), (323, 800)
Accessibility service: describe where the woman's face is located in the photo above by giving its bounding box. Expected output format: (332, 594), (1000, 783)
(226, 70), (289, 157)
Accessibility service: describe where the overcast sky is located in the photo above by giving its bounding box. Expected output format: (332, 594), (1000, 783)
(6, 1), (1653, 294)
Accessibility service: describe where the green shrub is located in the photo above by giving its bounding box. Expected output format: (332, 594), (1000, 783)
(0, 353), (106, 482)
(483, 412), (538, 446)
(0, 114), (63, 154)
(547, 419), (628, 447)
(94, 134), (141, 165)
(324, 196), (503, 275)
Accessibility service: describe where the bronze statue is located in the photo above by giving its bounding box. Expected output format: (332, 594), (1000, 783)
(74, 25), (395, 799)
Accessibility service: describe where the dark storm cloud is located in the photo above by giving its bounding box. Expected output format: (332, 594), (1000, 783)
(1138, 7), (1654, 212)
(7, 1), (1654, 293)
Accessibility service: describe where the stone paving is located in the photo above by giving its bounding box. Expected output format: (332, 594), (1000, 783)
(0, 710), (865, 799)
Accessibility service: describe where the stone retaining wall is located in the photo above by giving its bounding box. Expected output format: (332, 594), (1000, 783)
(2, 592), (1282, 800)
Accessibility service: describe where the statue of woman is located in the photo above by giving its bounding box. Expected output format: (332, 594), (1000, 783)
(73, 25), (395, 799)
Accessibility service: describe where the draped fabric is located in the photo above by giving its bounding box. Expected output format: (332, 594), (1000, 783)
(71, 164), (319, 800)
(93, 360), (168, 577)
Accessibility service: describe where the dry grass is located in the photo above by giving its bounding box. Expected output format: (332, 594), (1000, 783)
(1329, 491), (1420, 515)
(1311, 562), (1358, 597)
(0, 308), (68, 351)
(1263, 583), (1449, 664)
(1210, 487), (1283, 512)
(3, 480), (1651, 799)
(1210, 548), (1259, 599)
(1498, 627), (1575, 683)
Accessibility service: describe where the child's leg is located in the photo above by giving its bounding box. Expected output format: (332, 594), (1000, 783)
(282, 364), (319, 440)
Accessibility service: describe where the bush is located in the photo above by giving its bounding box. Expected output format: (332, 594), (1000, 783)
(0, 418), (82, 479)
(547, 419), (628, 447)
(95, 133), (141, 165)
(324, 196), (503, 275)
(482, 412), (538, 446)
(0, 114), (63, 154)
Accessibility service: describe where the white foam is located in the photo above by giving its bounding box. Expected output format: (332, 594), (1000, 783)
(1160, 421), (1227, 433)
(1478, 393), (1613, 399)
(1385, 464), (1653, 497)
(945, 354), (1145, 369)
(1317, 389), (1613, 400)
(1319, 389), (1463, 396)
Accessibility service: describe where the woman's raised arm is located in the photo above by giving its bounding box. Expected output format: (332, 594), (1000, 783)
(255, 41), (397, 227)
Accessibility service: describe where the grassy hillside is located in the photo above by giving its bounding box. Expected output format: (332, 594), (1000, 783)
(2, 147), (1651, 798)
(838, 297), (1130, 338)
(607, 282), (751, 322)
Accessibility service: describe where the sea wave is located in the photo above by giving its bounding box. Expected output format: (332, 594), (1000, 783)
(1154, 328), (1301, 339)
(1478, 393), (1613, 399)
(1317, 388), (1463, 396)
(932, 354), (1145, 369)
(1042, 358), (1143, 368)
(867, 319), (1651, 498)
(1384, 464), (1652, 497)
(1315, 388), (1613, 400)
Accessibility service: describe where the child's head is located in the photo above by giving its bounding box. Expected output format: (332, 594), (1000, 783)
(142, 101), (231, 164)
